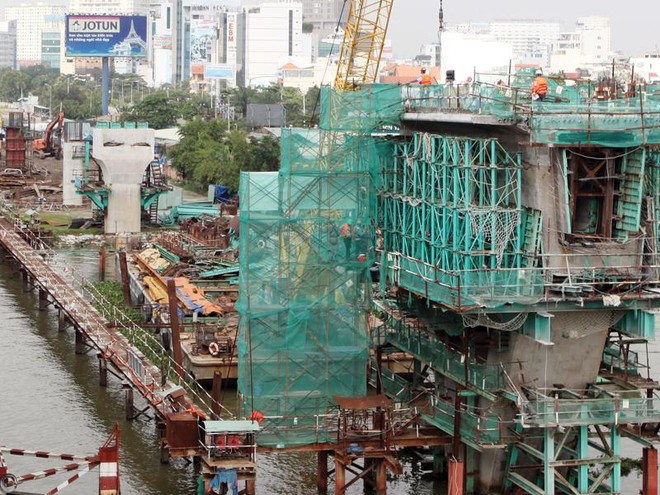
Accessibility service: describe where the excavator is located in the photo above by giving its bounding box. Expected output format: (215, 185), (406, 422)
(33, 110), (64, 160)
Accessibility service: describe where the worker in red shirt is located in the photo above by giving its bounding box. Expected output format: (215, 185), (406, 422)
(531, 70), (549, 101)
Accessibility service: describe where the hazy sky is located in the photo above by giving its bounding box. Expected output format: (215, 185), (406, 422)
(389, 0), (659, 58)
(1, 0), (657, 59)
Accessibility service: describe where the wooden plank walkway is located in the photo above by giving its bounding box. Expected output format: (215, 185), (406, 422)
(0, 217), (206, 420)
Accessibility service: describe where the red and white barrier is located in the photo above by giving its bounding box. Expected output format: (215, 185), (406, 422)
(0, 423), (120, 495)
(98, 423), (120, 495)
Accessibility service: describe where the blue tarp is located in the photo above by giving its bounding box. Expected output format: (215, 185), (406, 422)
(213, 184), (233, 204)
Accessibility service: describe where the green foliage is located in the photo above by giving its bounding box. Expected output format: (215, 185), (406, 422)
(620, 457), (642, 477)
(120, 91), (181, 129)
(92, 280), (143, 323)
(0, 68), (30, 101)
(171, 119), (280, 193)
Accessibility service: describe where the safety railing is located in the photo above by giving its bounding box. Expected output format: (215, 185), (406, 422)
(423, 395), (504, 445)
(400, 81), (660, 146)
(522, 395), (660, 427)
(0, 201), (232, 419)
(385, 250), (660, 310)
(374, 308), (506, 392)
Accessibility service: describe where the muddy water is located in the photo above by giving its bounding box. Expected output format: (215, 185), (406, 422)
(0, 250), (445, 495)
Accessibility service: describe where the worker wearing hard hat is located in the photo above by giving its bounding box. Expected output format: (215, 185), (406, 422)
(416, 67), (436, 85)
(531, 70), (549, 101)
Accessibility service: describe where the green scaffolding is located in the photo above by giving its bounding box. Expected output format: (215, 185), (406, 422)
(236, 85), (402, 447)
(378, 133), (544, 309)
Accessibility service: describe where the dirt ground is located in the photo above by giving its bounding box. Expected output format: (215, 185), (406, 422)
(0, 152), (63, 202)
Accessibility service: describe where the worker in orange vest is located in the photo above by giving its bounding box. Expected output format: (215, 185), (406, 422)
(416, 67), (435, 85)
(531, 70), (549, 101)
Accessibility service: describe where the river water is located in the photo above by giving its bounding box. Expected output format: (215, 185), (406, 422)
(0, 249), (652, 494)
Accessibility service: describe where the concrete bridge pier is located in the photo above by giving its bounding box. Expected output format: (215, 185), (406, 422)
(92, 128), (155, 234)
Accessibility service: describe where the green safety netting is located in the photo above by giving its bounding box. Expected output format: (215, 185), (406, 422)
(237, 81), (660, 446)
(236, 86), (406, 446)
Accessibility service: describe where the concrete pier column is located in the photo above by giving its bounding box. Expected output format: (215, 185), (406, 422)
(643, 447), (658, 495)
(38, 287), (48, 310)
(98, 355), (108, 387)
(92, 127), (155, 234)
(62, 142), (84, 206)
(335, 457), (346, 495)
(74, 328), (85, 354)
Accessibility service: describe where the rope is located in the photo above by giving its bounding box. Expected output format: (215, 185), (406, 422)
(462, 312), (528, 331)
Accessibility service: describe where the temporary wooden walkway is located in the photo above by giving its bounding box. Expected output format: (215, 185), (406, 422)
(0, 217), (217, 460)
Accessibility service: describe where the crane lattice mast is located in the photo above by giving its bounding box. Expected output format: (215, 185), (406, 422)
(334, 0), (394, 90)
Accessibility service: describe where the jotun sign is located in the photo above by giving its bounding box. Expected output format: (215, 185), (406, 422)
(65, 15), (148, 58)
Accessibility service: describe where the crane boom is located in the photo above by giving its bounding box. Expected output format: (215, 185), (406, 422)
(334, 0), (394, 90)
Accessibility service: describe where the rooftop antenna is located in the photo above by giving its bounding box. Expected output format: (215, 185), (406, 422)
(434, 0), (444, 72)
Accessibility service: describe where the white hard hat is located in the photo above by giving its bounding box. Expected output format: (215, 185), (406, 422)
(421, 67), (427, 73)
(535, 69), (543, 76)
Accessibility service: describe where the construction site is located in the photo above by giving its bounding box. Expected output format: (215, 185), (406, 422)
(2, 1), (660, 495)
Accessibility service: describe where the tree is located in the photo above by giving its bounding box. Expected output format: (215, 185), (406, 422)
(171, 119), (280, 193)
(121, 91), (181, 129)
(0, 69), (30, 101)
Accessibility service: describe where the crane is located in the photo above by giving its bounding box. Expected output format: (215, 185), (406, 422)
(334, 0), (394, 90)
(334, 1), (444, 90)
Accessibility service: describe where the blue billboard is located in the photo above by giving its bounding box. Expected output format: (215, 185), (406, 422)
(65, 15), (148, 58)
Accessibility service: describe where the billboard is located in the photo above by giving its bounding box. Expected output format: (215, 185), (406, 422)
(65, 15), (148, 58)
(204, 64), (234, 80)
(190, 18), (215, 64)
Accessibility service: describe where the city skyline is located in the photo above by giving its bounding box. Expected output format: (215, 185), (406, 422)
(389, 0), (659, 58)
(0, 0), (658, 64)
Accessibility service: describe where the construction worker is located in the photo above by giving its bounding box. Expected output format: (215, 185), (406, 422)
(416, 67), (435, 85)
(531, 70), (549, 101)
(340, 221), (353, 259)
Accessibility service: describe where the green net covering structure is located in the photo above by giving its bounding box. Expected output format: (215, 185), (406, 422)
(378, 133), (544, 310)
(237, 85), (401, 447)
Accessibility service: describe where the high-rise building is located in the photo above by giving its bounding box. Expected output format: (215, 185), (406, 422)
(0, 21), (17, 69)
(490, 19), (561, 67)
(575, 16), (611, 63)
(150, 0), (174, 86)
(4, 4), (66, 67)
(550, 16), (613, 73)
(245, 2), (303, 86)
(301, 0), (343, 61)
(68, 0), (150, 15)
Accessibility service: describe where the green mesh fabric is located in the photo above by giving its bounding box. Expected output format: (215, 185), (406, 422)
(238, 130), (379, 446)
(319, 84), (404, 132)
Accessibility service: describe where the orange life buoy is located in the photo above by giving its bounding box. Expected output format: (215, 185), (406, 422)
(209, 342), (220, 356)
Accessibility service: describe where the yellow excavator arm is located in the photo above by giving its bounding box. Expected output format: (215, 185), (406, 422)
(334, 0), (394, 90)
